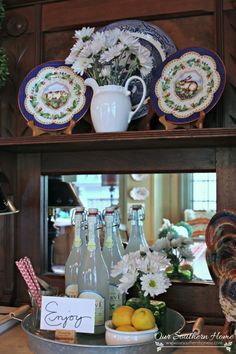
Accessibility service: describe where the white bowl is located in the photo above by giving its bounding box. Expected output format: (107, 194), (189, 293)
(105, 320), (158, 346)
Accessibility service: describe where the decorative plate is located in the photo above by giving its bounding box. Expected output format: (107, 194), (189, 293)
(18, 61), (92, 131)
(129, 187), (150, 201)
(100, 20), (176, 119)
(150, 47), (226, 124)
(130, 174), (149, 181)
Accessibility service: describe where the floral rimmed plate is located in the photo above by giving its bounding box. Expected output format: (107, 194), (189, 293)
(100, 20), (176, 119)
(150, 47), (226, 124)
(18, 61), (92, 131)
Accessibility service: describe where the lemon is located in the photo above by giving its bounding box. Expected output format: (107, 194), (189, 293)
(112, 305), (135, 327)
(131, 307), (156, 330)
(116, 325), (137, 332)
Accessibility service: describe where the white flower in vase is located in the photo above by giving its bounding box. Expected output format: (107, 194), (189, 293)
(140, 273), (171, 297)
(111, 246), (171, 297)
(152, 218), (194, 280)
(66, 26), (152, 132)
(66, 27), (153, 86)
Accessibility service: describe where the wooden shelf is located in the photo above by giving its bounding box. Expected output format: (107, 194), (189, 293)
(1, 128), (236, 153)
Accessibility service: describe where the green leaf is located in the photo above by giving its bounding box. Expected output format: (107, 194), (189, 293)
(0, 48), (9, 88)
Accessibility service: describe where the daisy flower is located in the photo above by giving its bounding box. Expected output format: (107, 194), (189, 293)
(137, 46), (153, 76)
(179, 247), (194, 261)
(72, 56), (93, 75)
(100, 43), (123, 63)
(140, 273), (171, 297)
(153, 237), (171, 251)
(74, 27), (95, 41)
(65, 40), (84, 65)
(117, 271), (138, 294)
(99, 66), (111, 79)
(152, 218), (195, 268)
(112, 245), (171, 298)
(111, 254), (132, 277)
(66, 26), (153, 86)
(104, 28), (121, 47)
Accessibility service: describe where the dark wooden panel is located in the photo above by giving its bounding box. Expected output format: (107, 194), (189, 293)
(43, 15), (215, 63)
(0, 215), (17, 304)
(160, 281), (224, 323)
(5, 0), (55, 7)
(15, 153), (42, 304)
(223, 0), (236, 10)
(216, 147), (236, 210)
(41, 148), (215, 175)
(0, 151), (17, 304)
(1, 6), (41, 137)
(43, 30), (74, 62)
(223, 10), (236, 127)
(0, 129), (235, 153)
(3, 6), (39, 35)
(42, 0), (215, 31)
(155, 16), (214, 50)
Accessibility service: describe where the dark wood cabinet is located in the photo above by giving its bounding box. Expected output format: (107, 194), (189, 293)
(0, 0), (235, 325)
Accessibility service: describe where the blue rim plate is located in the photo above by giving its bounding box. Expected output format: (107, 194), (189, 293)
(100, 20), (176, 120)
(150, 47), (226, 124)
(18, 60), (92, 131)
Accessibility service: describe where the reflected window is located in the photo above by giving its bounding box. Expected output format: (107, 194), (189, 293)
(64, 174), (119, 210)
(189, 172), (216, 211)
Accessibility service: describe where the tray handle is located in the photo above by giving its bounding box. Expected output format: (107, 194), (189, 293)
(178, 317), (205, 338)
(191, 317), (205, 334)
(186, 317), (205, 334)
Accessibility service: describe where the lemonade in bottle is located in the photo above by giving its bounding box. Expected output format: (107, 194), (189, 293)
(102, 207), (124, 317)
(65, 206), (86, 297)
(78, 208), (109, 334)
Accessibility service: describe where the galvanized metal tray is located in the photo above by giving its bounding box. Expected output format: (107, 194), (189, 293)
(22, 308), (185, 354)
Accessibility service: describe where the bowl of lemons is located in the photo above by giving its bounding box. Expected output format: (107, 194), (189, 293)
(105, 305), (158, 345)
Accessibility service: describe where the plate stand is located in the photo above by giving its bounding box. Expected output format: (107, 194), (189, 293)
(159, 111), (206, 130)
(27, 120), (76, 136)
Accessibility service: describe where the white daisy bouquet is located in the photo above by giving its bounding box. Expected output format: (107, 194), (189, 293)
(152, 219), (194, 280)
(65, 27), (153, 86)
(111, 246), (171, 307)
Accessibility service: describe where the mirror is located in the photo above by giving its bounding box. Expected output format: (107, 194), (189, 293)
(45, 172), (216, 281)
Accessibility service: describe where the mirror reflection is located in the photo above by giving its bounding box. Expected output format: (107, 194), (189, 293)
(47, 173), (216, 281)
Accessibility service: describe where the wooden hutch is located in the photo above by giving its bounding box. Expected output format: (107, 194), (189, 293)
(0, 0), (236, 327)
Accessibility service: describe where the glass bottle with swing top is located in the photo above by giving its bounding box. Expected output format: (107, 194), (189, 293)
(78, 208), (109, 334)
(102, 206), (124, 317)
(125, 204), (148, 254)
(65, 206), (86, 297)
(113, 204), (125, 256)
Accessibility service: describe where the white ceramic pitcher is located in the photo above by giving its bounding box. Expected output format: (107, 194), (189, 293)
(85, 76), (147, 133)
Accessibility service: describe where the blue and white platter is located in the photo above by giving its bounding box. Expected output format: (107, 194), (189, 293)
(18, 60), (92, 131)
(100, 20), (176, 119)
(150, 47), (226, 124)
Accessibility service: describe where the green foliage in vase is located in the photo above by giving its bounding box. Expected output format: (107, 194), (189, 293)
(0, 1), (9, 88)
(0, 47), (9, 88)
(0, 1), (5, 30)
